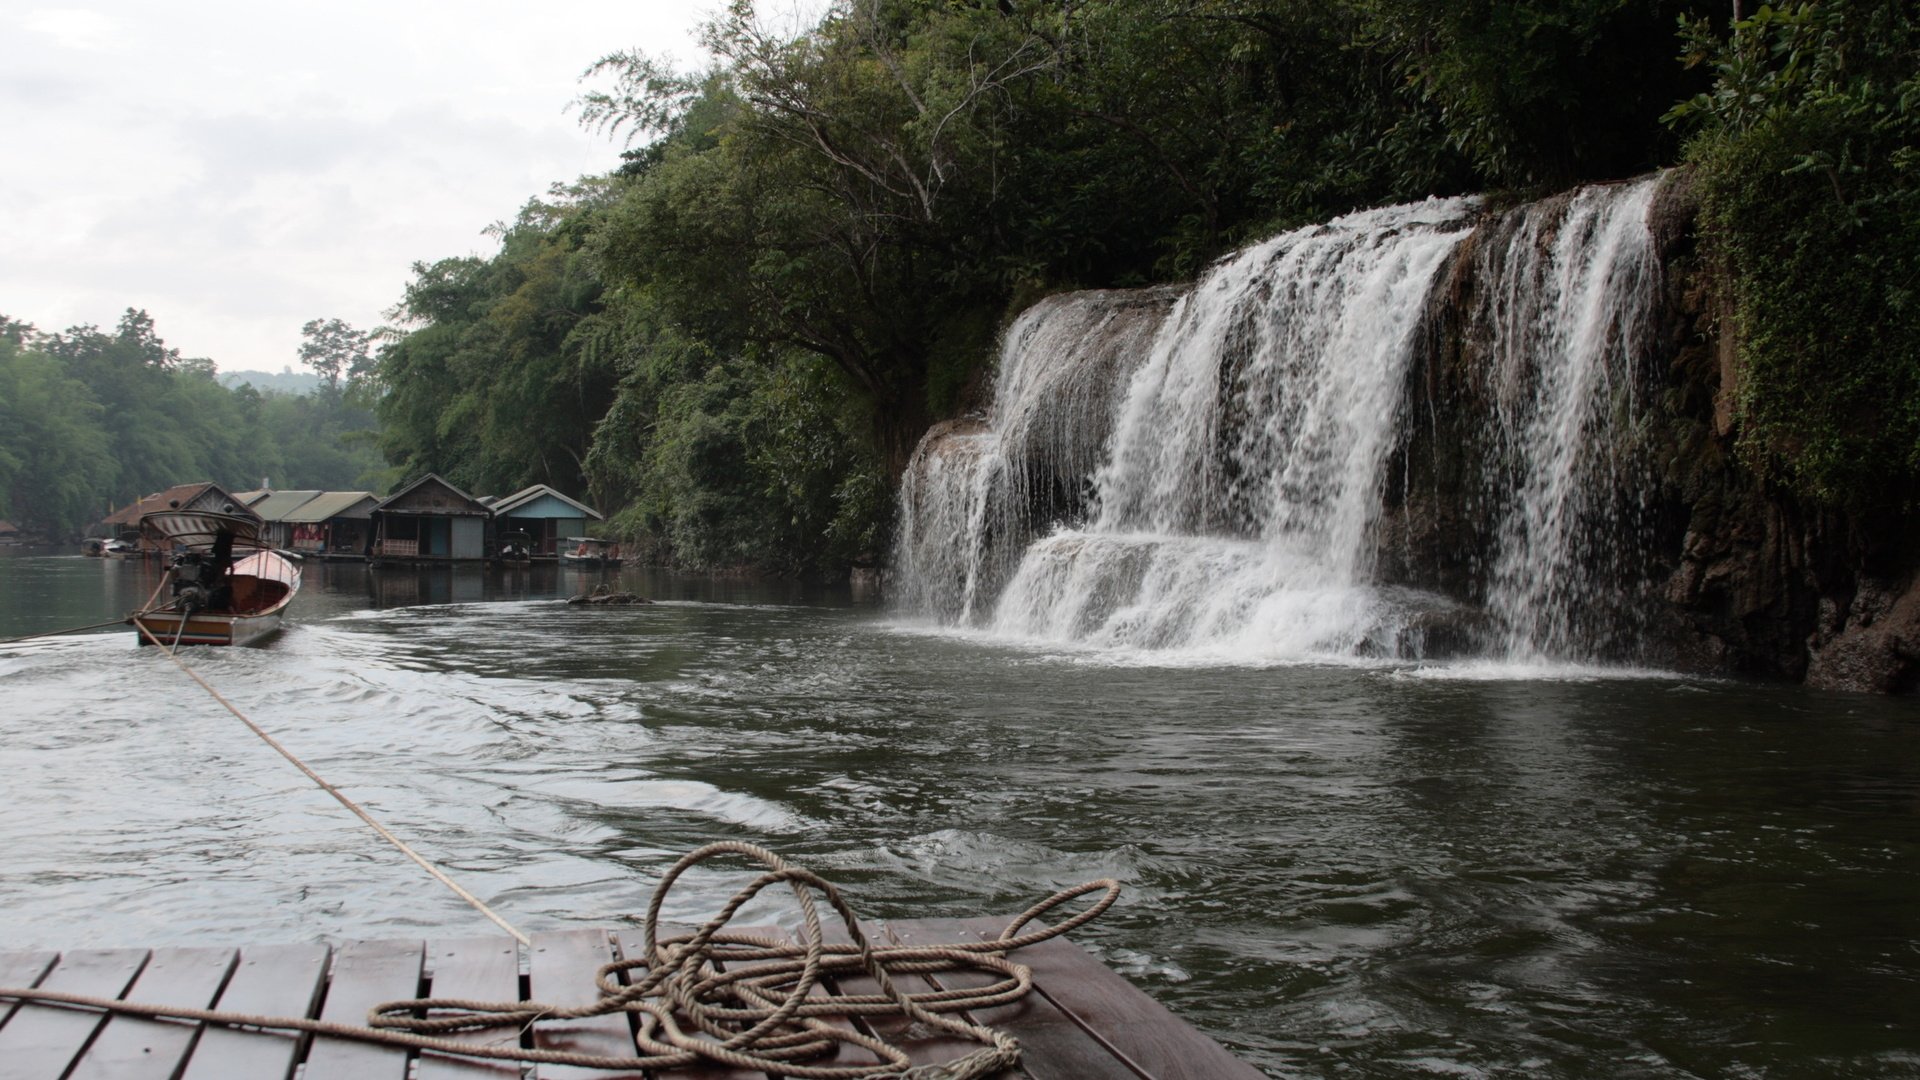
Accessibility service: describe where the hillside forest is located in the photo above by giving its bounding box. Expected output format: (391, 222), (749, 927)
(0, 312), (383, 535)
(3, 0), (1914, 576)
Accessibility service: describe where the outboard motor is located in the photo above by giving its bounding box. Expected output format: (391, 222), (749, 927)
(170, 552), (213, 613)
(170, 528), (237, 613)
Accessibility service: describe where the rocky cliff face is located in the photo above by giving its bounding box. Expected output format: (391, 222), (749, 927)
(894, 171), (1920, 692)
(1609, 174), (1917, 692)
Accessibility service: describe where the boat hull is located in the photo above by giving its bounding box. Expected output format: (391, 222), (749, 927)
(129, 549), (302, 647)
(131, 609), (286, 647)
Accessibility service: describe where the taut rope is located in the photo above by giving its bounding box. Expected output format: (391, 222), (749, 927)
(1, 569), (173, 646)
(0, 842), (1122, 1080)
(126, 615), (531, 945)
(0, 617), (134, 645)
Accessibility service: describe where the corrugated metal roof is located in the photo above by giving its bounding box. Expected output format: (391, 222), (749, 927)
(281, 491), (380, 522)
(249, 490), (324, 521)
(489, 483), (603, 520)
(377, 473), (491, 515)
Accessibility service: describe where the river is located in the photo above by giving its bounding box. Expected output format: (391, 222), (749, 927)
(2, 552), (1916, 1078)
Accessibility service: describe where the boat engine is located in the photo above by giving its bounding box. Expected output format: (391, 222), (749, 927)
(170, 552), (214, 612)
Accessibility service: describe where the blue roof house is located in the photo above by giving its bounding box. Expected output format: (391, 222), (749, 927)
(485, 484), (603, 559)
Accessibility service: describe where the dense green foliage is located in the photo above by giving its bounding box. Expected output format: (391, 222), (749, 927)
(373, 0), (1714, 575)
(372, 189), (622, 499)
(0, 310), (384, 537)
(1671, 0), (1920, 508)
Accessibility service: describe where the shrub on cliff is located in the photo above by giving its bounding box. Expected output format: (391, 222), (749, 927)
(1673, 0), (1920, 508)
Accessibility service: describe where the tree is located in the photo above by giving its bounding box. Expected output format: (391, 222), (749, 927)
(1352, 0), (1710, 187)
(371, 188), (623, 498)
(298, 318), (374, 391)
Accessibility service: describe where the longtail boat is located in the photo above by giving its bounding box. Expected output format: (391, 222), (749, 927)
(127, 508), (301, 646)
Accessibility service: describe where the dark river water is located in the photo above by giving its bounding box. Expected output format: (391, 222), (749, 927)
(2, 553), (1917, 1078)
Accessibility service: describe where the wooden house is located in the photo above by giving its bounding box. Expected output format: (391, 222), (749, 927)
(484, 484), (603, 558)
(370, 474), (492, 561)
(281, 491), (380, 557)
(98, 482), (262, 555)
(246, 490), (323, 549)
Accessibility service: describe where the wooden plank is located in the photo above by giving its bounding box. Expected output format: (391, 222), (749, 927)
(300, 938), (424, 1080)
(67, 946), (238, 1080)
(887, 917), (1132, 1080)
(768, 926), (876, 1080)
(0, 948), (149, 1078)
(0, 951), (59, 1028)
(959, 920), (1266, 1080)
(415, 936), (523, 1080)
(819, 918), (999, 1077)
(178, 941), (329, 1080)
(528, 928), (645, 1080)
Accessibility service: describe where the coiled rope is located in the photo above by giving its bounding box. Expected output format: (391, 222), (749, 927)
(0, 841), (1122, 1079)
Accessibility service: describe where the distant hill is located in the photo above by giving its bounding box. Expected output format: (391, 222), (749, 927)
(219, 368), (323, 395)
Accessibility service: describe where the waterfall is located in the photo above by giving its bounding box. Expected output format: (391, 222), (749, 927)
(894, 179), (1668, 665)
(892, 289), (1178, 622)
(1476, 180), (1665, 660)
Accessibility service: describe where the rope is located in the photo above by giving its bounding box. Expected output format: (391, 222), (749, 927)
(0, 570), (173, 646)
(0, 842), (1122, 1080)
(126, 616), (532, 946)
(0, 617), (132, 645)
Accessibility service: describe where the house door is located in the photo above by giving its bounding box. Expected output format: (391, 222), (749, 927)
(451, 517), (484, 560)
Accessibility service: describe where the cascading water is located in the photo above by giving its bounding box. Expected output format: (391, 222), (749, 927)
(991, 198), (1481, 656)
(892, 289), (1177, 622)
(1474, 180), (1664, 660)
(894, 178), (1669, 665)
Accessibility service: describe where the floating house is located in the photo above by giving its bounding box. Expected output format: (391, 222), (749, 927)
(246, 490), (323, 549)
(484, 484), (604, 558)
(281, 491), (380, 557)
(370, 474), (492, 561)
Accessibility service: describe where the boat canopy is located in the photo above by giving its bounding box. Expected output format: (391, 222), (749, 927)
(139, 509), (271, 552)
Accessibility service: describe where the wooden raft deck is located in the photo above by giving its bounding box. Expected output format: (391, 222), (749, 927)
(0, 918), (1265, 1080)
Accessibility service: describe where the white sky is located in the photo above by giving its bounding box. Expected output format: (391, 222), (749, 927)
(0, 1), (717, 372)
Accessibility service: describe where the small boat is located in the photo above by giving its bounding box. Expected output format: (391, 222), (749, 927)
(82, 536), (139, 559)
(560, 536), (622, 567)
(494, 528), (533, 565)
(127, 508), (301, 647)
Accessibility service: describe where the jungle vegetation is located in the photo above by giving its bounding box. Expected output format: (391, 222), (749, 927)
(371, 0), (1732, 576)
(0, 311), (384, 536)
(1667, 0), (1920, 507)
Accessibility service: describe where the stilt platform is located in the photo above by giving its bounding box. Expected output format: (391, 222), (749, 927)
(0, 916), (1264, 1079)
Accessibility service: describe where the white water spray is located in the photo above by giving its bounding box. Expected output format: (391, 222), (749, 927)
(1477, 180), (1664, 659)
(895, 180), (1668, 665)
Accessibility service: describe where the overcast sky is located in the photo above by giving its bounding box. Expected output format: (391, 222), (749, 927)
(0, 2), (720, 372)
